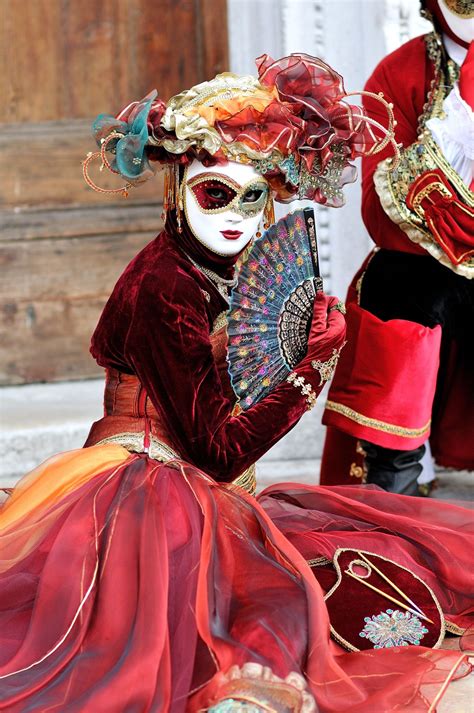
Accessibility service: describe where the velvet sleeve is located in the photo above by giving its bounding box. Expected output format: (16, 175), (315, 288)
(361, 37), (430, 253)
(124, 267), (312, 482)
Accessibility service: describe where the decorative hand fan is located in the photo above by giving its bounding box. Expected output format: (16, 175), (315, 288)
(227, 208), (323, 410)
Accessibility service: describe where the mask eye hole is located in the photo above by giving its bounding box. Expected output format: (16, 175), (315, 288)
(190, 179), (237, 210)
(239, 183), (269, 215)
(242, 188), (264, 204)
(242, 186), (269, 205)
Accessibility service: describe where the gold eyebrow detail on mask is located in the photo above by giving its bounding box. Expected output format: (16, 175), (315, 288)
(186, 172), (269, 194)
(185, 169), (270, 218)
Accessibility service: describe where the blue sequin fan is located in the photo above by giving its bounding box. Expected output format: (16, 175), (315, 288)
(227, 208), (323, 410)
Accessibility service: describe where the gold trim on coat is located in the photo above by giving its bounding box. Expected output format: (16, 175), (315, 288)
(323, 547), (445, 653)
(95, 431), (257, 495)
(325, 401), (431, 438)
(373, 32), (473, 278)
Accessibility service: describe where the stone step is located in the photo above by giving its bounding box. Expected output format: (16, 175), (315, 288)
(1, 380), (472, 502)
(0, 379), (104, 485)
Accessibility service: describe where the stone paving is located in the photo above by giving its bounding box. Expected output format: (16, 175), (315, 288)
(438, 636), (474, 713)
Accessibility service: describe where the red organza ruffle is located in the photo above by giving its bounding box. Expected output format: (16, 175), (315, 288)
(259, 483), (474, 632)
(257, 53), (379, 166)
(0, 448), (471, 712)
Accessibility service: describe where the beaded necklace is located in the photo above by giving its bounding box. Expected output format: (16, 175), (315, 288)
(182, 250), (237, 303)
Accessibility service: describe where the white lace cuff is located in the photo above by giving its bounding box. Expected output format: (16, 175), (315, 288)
(426, 85), (474, 186)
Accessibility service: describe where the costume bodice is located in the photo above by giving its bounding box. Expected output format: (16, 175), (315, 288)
(85, 316), (256, 494)
(87, 229), (309, 487)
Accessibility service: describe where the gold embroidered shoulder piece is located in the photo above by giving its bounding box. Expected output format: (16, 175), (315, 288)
(211, 311), (228, 335)
(373, 33), (474, 278)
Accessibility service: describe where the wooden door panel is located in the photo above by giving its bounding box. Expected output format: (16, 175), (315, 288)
(2, 298), (106, 383)
(1, 204), (161, 242)
(1, 232), (157, 301)
(0, 0), (228, 124)
(0, 232), (155, 383)
(0, 0), (63, 123)
(0, 121), (162, 209)
(0, 0), (228, 384)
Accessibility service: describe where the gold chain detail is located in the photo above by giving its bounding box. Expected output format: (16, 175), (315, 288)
(211, 311), (228, 335)
(311, 345), (345, 386)
(420, 33), (447, 135)
(286, 372), (317, 410)
(95, 432), (181, 462)
(325, 401), (431, 438)
(181, 249), (237, 303)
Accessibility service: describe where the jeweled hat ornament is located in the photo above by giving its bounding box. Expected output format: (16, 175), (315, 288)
(83, 53), (399, 210)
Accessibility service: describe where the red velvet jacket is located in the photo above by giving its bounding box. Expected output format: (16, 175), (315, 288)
(90, 230), (317, 482)
(361, 35), (434, 254)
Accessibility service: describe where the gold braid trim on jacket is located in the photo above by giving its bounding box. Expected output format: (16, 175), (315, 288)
(373, 33), (473, 278)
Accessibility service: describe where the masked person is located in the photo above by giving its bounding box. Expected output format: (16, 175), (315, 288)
(321, 0), (474, 496)
(0, 54), (472, 712)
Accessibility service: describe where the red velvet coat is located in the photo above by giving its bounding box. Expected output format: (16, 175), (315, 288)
(361, 36), (434, 254)
(88, 230), (320, 482)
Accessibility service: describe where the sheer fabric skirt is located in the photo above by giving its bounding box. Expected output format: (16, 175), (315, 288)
(0, 445), (471, 712)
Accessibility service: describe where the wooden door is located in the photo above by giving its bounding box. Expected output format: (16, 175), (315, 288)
(0, 0), (228, 384)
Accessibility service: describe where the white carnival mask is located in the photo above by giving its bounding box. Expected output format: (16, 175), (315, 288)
(439, 0), (474, 43)
(183, 159), (269, 257)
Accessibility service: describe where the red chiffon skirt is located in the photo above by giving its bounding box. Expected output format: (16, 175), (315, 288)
(0, 445), (472, 712)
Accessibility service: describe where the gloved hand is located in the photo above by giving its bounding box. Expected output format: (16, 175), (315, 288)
(295, 293), (347, 394)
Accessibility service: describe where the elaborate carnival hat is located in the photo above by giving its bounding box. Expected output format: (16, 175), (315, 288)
(84, 53), (397, 210)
